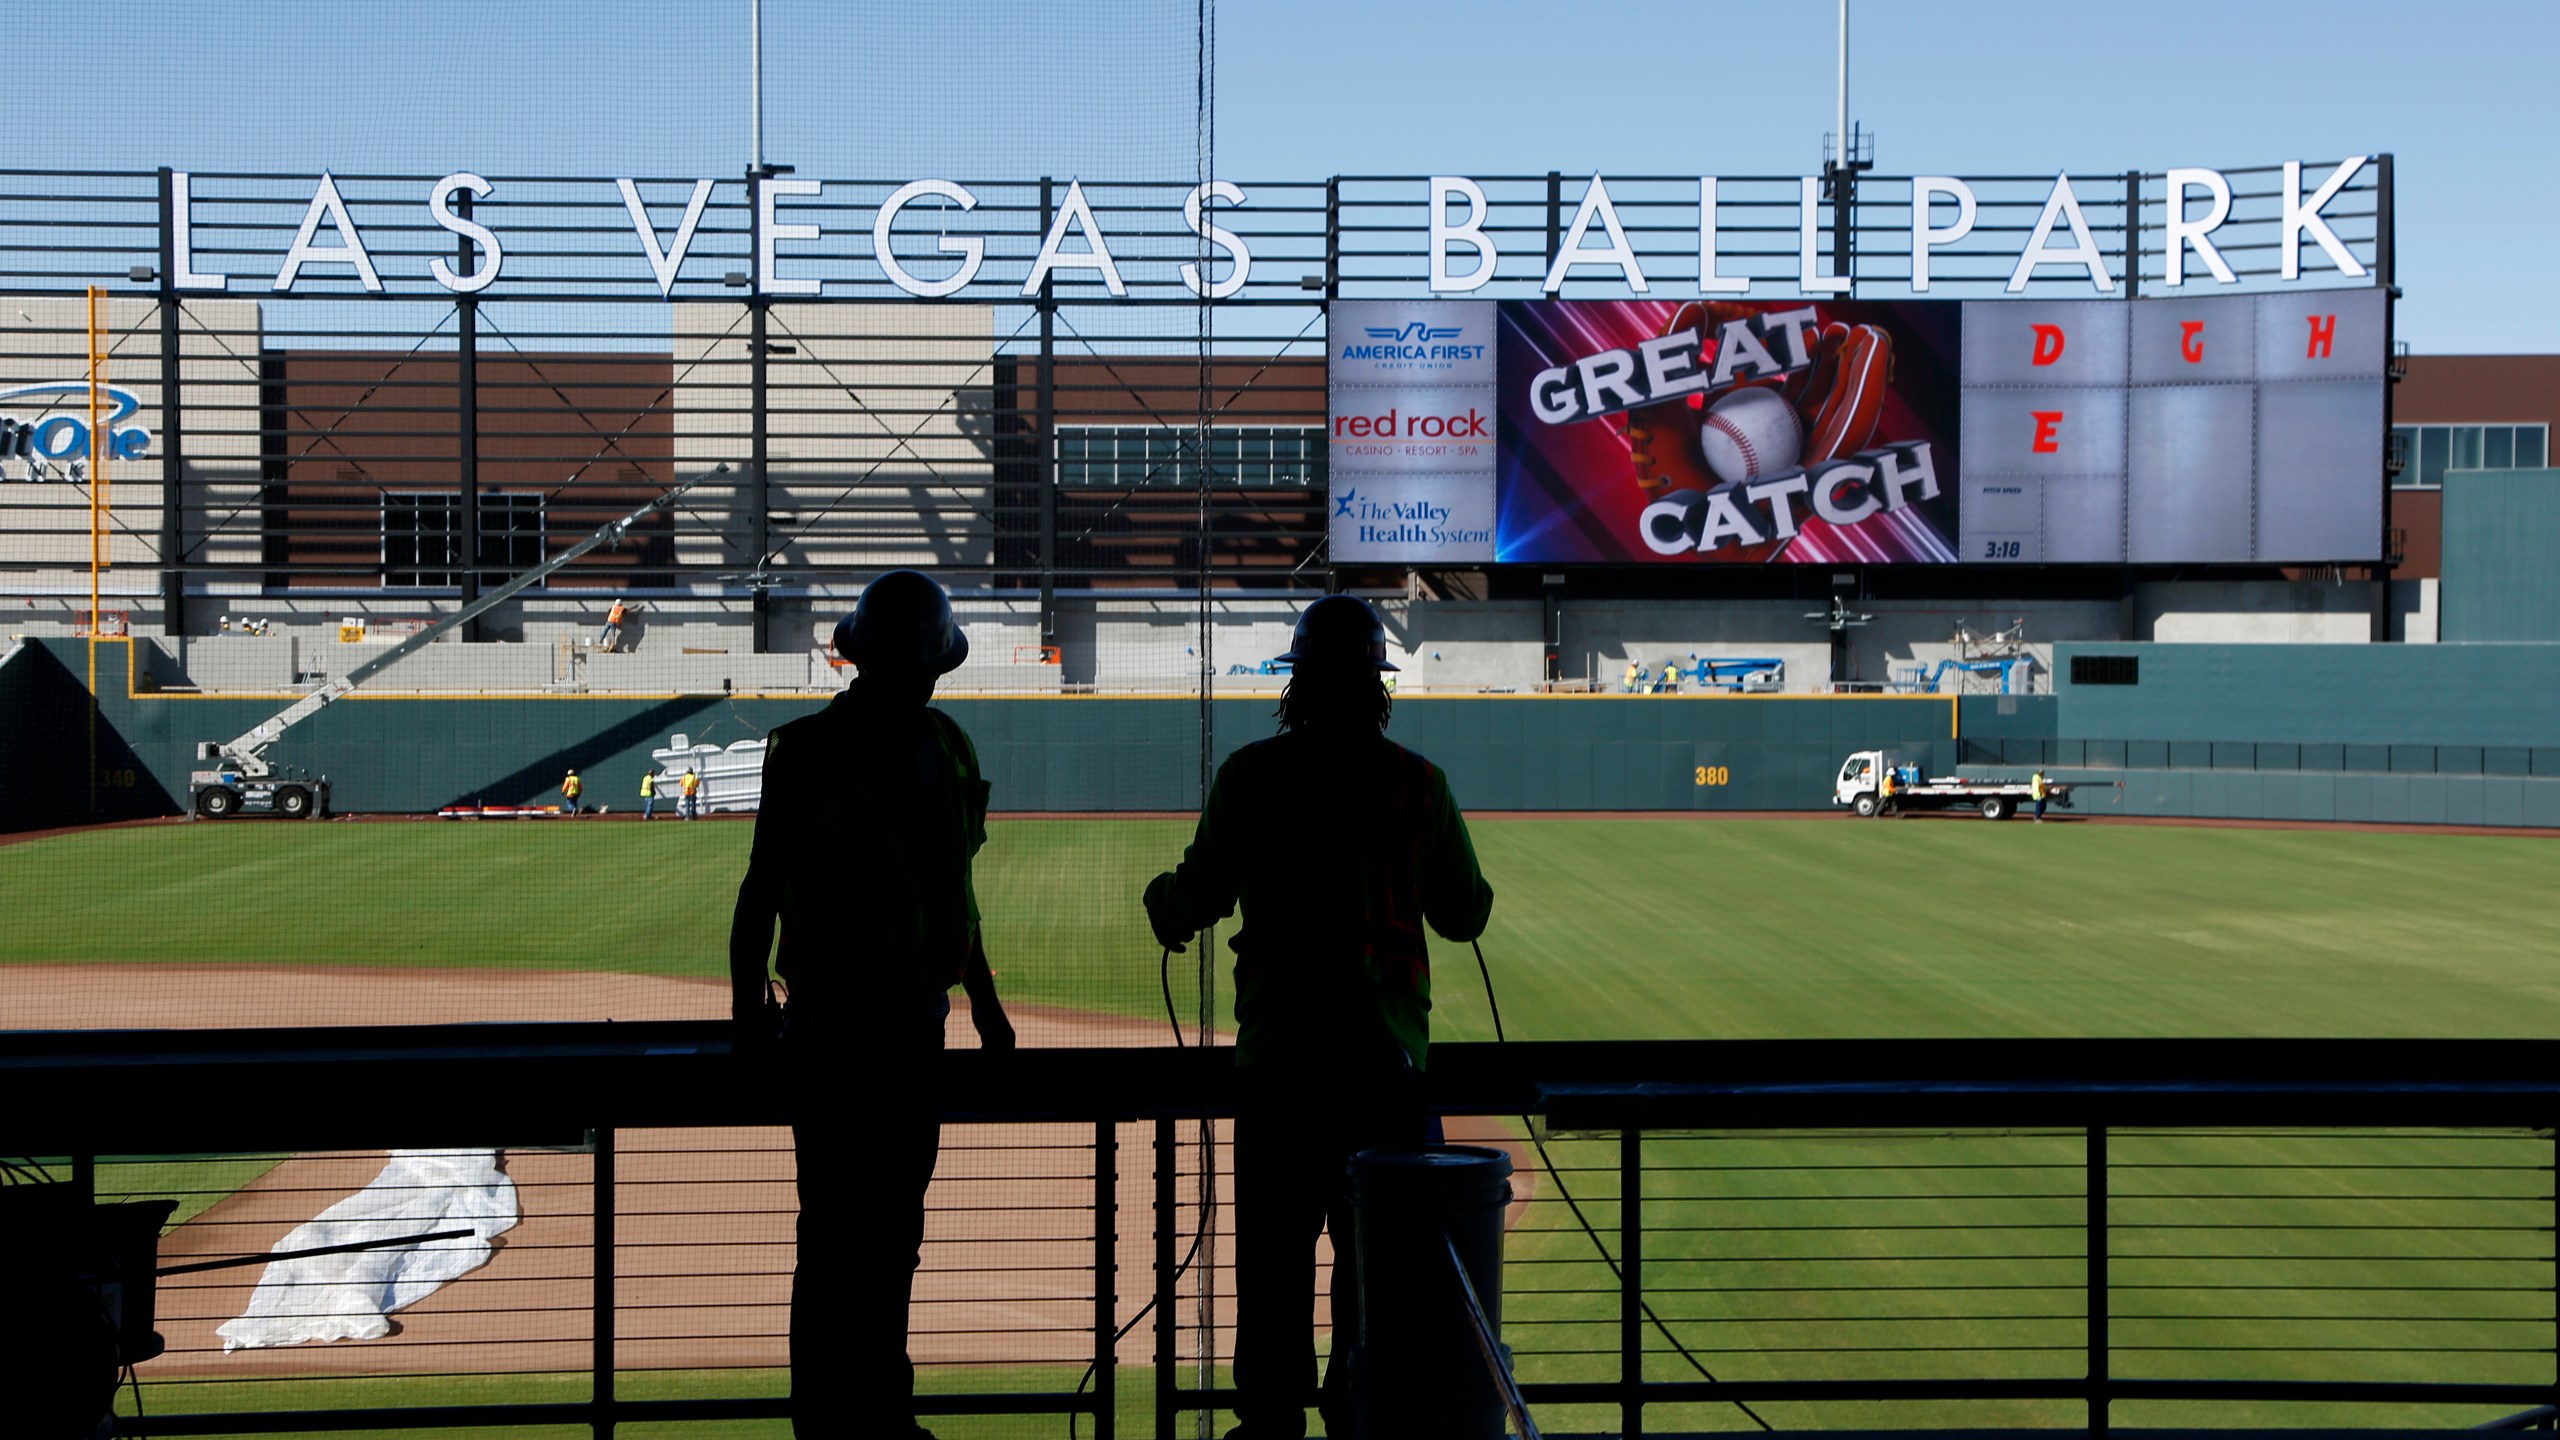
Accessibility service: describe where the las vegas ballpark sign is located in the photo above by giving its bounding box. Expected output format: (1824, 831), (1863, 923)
(152, 160), (2373, 299)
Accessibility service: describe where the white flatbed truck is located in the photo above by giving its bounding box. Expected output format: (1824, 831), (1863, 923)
(187, 465), (727, 819)
(1832, 748), (2070, 820)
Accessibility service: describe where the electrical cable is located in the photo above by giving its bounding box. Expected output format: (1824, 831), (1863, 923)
(120, 1355), (147, 1440)
(1071, 939), (1208, 1436)
(1471, 938), (1775, 1432)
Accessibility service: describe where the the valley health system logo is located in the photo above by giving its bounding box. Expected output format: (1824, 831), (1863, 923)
(0, 383), (153, 483)
(1340, 318), (1487, 374)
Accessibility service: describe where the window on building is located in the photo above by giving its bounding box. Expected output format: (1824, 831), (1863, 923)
(1054, 425), (1324, 488)
(383, 492), (545, 587)
(2389, 424), (2550, 489)
(2070, 655), (2139, 687)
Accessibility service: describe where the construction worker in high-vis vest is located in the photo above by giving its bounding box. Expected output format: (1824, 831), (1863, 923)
(728, 569), (1015, 1440)
(1143, 594), (1494, 1440)
(639, 769), (658, 821)
(560, 769), (582, 815)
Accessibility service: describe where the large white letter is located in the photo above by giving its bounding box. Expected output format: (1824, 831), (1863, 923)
(757, 177), (822, 296)
(1543, 174), (1648, 294)
(2005, 173), (2115, 294)
(428, 172), (503, 294)
(273, 172), (381, 292)
(1021, 179), (1126, 297)
(2163, 167), (2236, 287)
(169, 171), (223, 291)
(618, 178), (714, 297)
(1181, 180), (1251, 300)
(2282, 156), (2371, 280)
(1908, 176), (1976, 293)
(1697, 177), (1748, 294)
(1797, 177), (1850, 294)
(874, 179), (985, 298)
(1428, 176), (1498, 294)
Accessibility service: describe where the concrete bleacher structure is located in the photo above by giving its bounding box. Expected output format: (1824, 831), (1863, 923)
(57, 575), (2418, 702)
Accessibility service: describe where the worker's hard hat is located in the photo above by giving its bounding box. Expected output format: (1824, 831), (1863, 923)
(1279, 595), (1399, 672)
(834, 570), (968, 675)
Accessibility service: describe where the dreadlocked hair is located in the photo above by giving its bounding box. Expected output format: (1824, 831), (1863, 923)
(1274, 663), (1391, 734)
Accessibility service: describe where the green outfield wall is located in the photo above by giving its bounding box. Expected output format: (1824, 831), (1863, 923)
(23, 636), (2560, 831)
(17, 639), (1960, 822)
(2441, 469), (2560, 642)
(2051, 641), (2560, 747)
(1964, 641), (2560, 827)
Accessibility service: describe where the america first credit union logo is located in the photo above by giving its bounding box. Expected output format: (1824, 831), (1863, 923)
(1339, 318), (1487, 374)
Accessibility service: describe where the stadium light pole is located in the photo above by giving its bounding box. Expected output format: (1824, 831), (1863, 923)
(750, 0), (763, 171)
(1836, 0), (1849, 180)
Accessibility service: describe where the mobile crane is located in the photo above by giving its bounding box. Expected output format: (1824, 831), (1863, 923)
(187, 465), (728, 818)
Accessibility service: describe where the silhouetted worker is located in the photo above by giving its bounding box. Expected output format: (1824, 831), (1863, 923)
(728, 569), (1016, 1440)
(1143, 595), (1494, 1440)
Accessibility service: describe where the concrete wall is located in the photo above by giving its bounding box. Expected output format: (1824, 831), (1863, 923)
(88, 584), (2440, 701)
(2389, 579), (2440, 644)
(1387, 600), (1543, 692)
(2133, 580), (2379, 644)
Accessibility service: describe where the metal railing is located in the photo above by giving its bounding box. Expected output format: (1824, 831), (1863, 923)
(7, 1028), (2554, 1438)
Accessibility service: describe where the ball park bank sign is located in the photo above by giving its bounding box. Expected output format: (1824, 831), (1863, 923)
(153, 159), (2378, 299)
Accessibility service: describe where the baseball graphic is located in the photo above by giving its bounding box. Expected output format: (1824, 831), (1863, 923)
(1698, 387), (1804, 485)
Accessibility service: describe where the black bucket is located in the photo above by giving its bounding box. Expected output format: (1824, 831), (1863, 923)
(1345, 1145), (1514, 1440)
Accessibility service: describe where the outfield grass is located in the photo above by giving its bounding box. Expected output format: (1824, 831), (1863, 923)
(12, 817), (2560, 1039)
(11, 817), (2559, 1431)
(117, 1364), (1174, 1439)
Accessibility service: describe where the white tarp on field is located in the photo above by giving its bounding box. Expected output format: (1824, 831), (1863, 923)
(218, 1149), (518, 1351)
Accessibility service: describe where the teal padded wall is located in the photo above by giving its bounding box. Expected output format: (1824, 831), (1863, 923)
(2440, 469), (2560, 641)
(0, 641), (177, 832)
(1373, 695), (1953, 812)
(42, 642), (1958, 818)
(1958, 694), (2059, 741)
(2052, 641), (2560, 747)
(42, 634), (2560, 829)
(1966, 763), (2560, 829)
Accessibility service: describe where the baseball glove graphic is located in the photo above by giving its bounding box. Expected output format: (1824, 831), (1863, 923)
(1621, 305), (1894, 493)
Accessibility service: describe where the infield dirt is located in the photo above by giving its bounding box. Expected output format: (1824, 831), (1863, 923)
(11, 967), (1530, 1379)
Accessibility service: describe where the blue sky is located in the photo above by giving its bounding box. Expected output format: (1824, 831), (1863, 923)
(10, 0), (2551, 352)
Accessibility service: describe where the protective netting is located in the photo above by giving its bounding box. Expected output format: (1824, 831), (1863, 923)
(2, 3), (1236, 1435)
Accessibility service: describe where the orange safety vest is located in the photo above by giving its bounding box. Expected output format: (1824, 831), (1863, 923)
(607, 601), (627, 625)
(680, 772), (699, 795)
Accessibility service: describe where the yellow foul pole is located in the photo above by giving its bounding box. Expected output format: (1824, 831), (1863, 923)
(87, 288), (106, 812)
